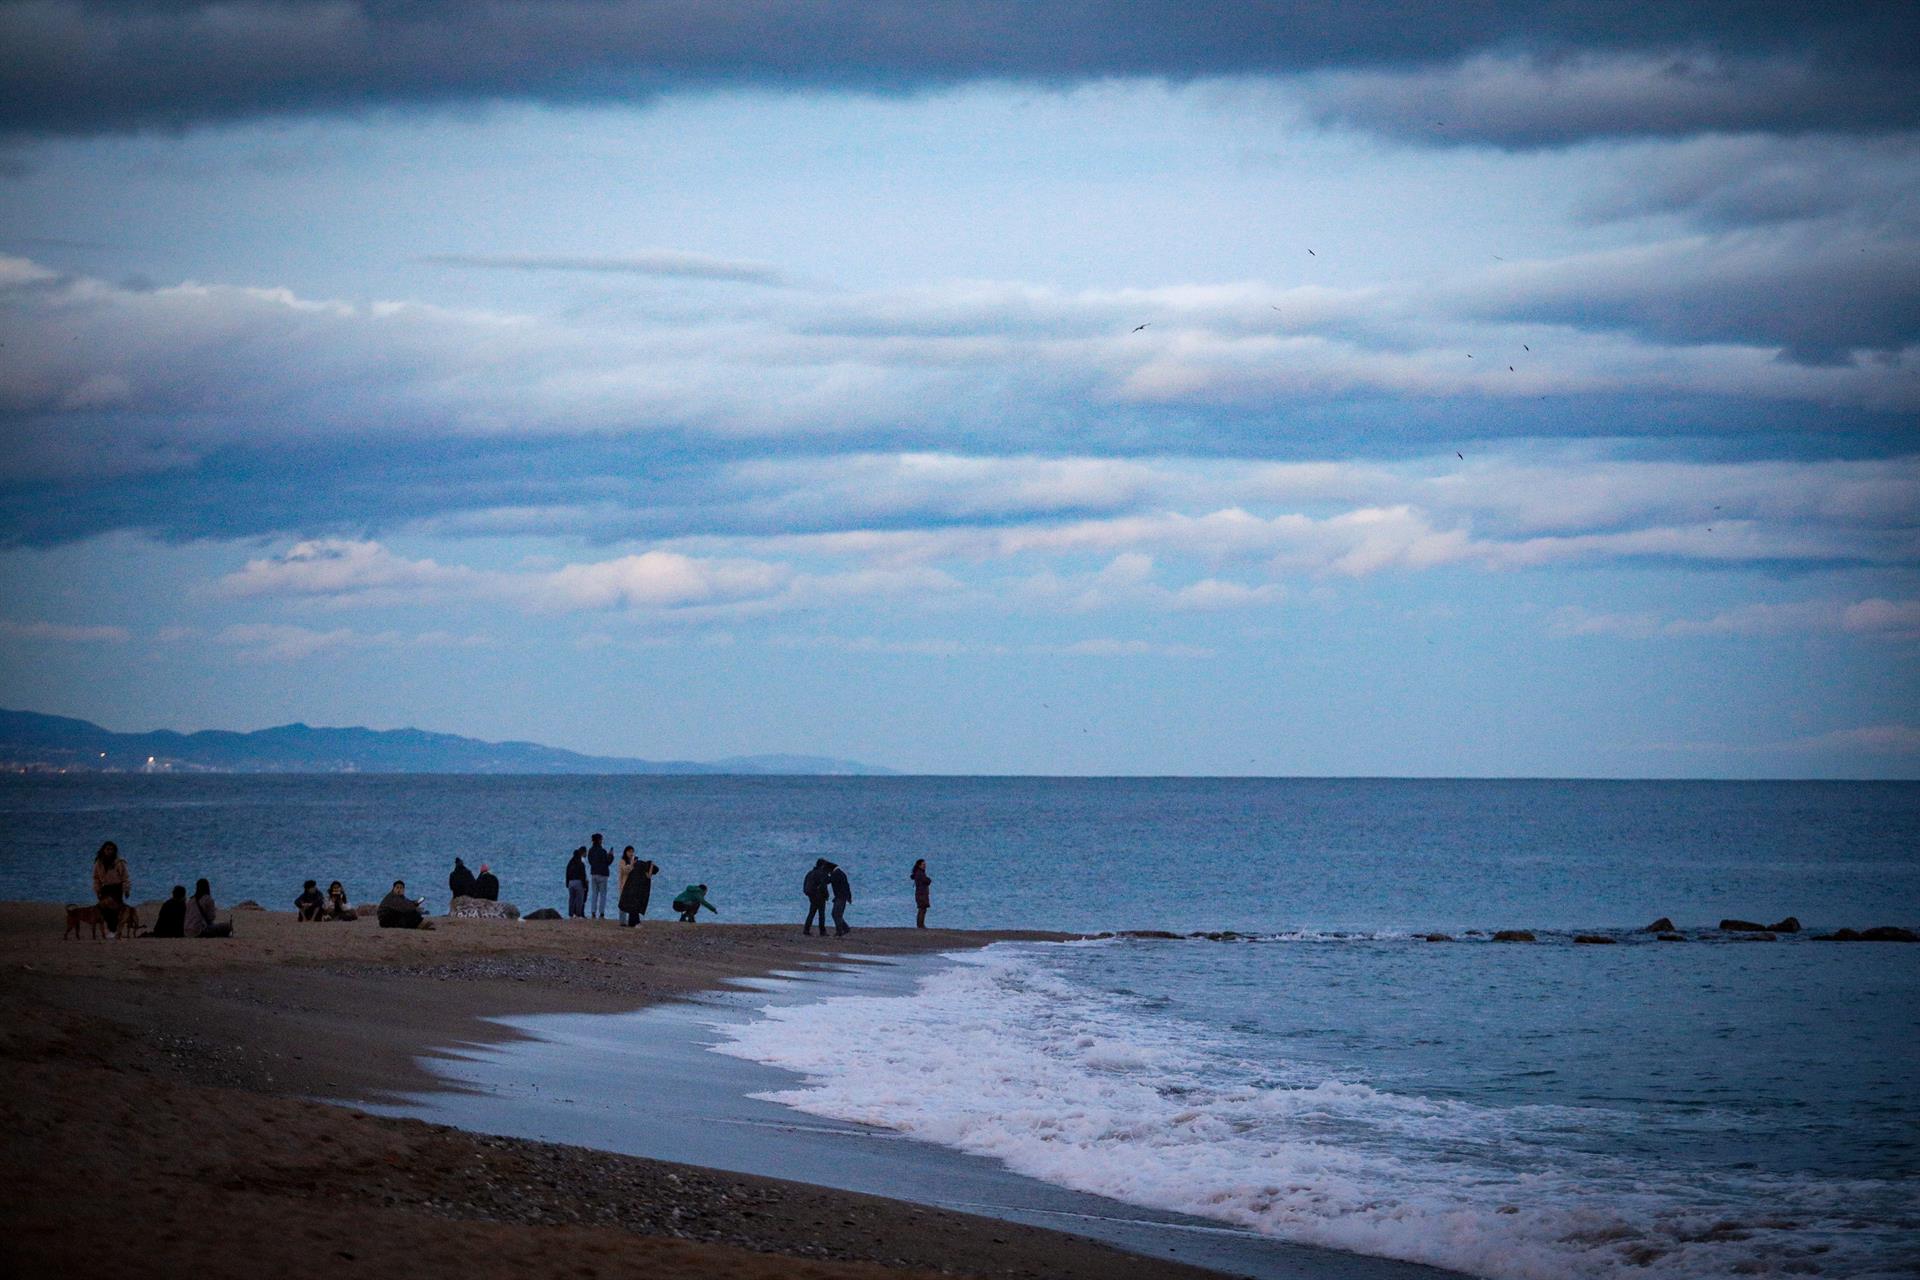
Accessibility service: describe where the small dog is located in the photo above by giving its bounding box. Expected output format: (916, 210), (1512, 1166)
(120, 905), (142, 938)
(64, 904), (104, 940)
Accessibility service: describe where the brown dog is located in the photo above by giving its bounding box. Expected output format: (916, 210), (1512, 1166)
(64, 904), (104, 940)
(120, 905), (142, 938)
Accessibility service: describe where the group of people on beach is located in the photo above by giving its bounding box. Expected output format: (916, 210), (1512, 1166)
(84, 837), (937, 936)
(88, 841), (235, 940)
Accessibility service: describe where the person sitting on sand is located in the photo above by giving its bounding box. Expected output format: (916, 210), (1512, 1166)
(618, 856), (656, 926)
(150, 885), (188, 938)
(672, 884), (716, 923)
(92, 841), (131, 939)
(911, 858), (932, 929)
(565, 847), (589, 918)
(473, 865), (499, 902)
(448, 857), (476, 902)
(323, 880), (355, 921)
(377, 880), (426, 930)
(188, 879), (233, 938)
(294, 879), (325, 921)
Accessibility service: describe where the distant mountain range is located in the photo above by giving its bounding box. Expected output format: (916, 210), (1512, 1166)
(0, 709), (895, 776)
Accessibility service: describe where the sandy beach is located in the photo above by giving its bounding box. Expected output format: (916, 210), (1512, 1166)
(0, 902), (1225, 1280)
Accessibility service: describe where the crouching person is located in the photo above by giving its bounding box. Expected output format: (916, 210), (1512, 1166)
(672, 884), (716, 922)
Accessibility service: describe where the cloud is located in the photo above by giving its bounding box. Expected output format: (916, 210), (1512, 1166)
(6, 4), (1910, 139)
(211, 621), (490, 661)
(1549, 597), (1920, 641)
(1301, 51), (1918, 146)
(418, 251), (787, 286)
(218, 538), (479, 603)
(0, 618), (131, 642)
(528, 550), (789, 611)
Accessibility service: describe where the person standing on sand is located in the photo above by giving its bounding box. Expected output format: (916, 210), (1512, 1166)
(448, 857), (476, 902)
(587, 833), (613, 918)
(565, 847), (589, 918)
(803, 859), (831, 936)
(829, 862), (853, 937)
(672, 884), (716, 922)
(618, 856), (655, 926)
(910, 859), (932, 929)
(91, 841), (131, 939)
(378, 880), (426, 929)
(473, 864), (499, 902)
(189, 879), (233, 938)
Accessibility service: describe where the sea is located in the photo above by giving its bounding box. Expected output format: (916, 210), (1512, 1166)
(3, 774), (1917, 1279)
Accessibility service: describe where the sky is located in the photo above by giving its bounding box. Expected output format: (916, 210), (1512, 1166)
(0, 2), (1915, 777)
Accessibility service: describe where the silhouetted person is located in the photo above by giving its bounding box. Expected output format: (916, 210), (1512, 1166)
(473, 864), (499, 902)
(294, 879), (324, 921)
(565, 847), (589, 918)
(151, 885), (188, 938)
(587, 833), (613, 918)
(619, 857), (656, 926)
(911, 859), (932, 929)
(92, 841), (131, 939)
(449, 857), (476, 901)
(673, 884), (716, 922)
(378, 880), (425, 929)
(803, 859), (831, 936)
(829, 863), (853, 936)
(189, 878), (233, 937)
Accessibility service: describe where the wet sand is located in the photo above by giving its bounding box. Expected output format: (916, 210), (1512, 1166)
(0, 901), (1224, 1280)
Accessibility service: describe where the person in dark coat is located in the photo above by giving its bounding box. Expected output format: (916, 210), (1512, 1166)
(378, 880), (425, 929)
(586, 833), (614, 918)
(473, 864), (499, 901)
(448, 857), (477, 901)
(150, 885), (188, 938)
(618, 858), (656, 926)
(294, 879), (325, 921)
(828, 863), (853, 937)
(565, 848), (589, 918)
(802, 859), (831, 936)
(910, 859), (932, 929)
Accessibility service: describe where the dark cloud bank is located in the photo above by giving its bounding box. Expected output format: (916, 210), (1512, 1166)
(2, 1), (1913, 140)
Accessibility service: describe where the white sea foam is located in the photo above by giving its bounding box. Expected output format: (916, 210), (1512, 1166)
(711, 947), (1910, 1280)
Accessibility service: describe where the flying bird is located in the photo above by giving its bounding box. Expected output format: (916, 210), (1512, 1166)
(1523, 345), (1530, 351)
(1132, 323), (1149, 332)
(1308, 249), (1316, 256)
(1456, 452), (1464, 460)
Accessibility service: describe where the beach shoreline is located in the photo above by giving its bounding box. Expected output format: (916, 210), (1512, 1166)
(0, 901), (1228, 1280)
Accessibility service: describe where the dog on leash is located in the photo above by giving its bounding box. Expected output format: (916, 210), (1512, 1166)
(64, 904), (105, 939)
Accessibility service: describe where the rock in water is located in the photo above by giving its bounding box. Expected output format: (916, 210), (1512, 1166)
(1424, 933), (1453, 942)
(1492, 930), (1536, 943)
(1643, 917), (1675, 933)
(448, 895), (520, 921)
(1860, 925), (1918, 942)
(1573, 934), (1618, 944)
(233, 900), (264, 911)
(1768, 917), (1802, 934)
(1657, 932), (1687, 941)
(1718, 919), (1768, 932)
(523, 907), (562, 921)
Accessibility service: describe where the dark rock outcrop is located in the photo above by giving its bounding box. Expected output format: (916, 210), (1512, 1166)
(233, 900), (264, 911)
(1643, 917), (1675, 933)
(1491, 930), (1536, 943)
(1718, 919), (1769, 932)
(523, 907), (563, 921)
(1768, 917), (1801, 934)
(1573, 934), (1618, 945)
(1424, 933), (1453, 942)
(1657, 932), (1687, 941)
(1861, 926), (1918, 942)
